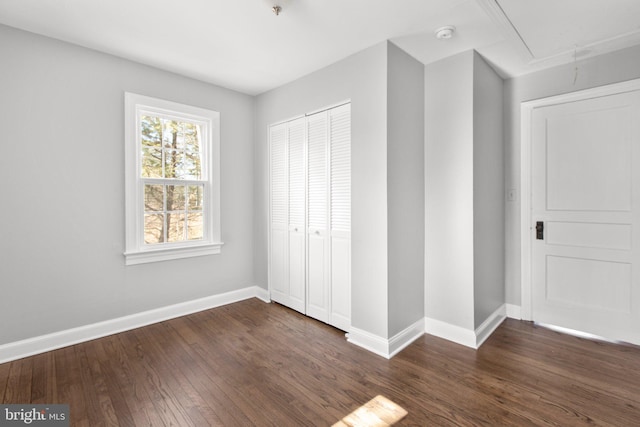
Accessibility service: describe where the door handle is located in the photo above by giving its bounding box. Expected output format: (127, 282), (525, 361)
(535, 221), (544, 240)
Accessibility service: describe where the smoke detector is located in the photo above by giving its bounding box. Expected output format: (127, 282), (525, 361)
(435, 26), (456, 40)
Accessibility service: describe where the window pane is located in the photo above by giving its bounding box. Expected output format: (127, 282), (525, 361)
(167, 213), (186, 242)
(187, 212), (203, 240)
(144, 184), (164, 212)
(164, 150), (186, 179)
(188, 185), (203, 211)
(175, 122), (188, 150)
(141, 117), (202, 180)
(166, 185), (186, 212)
(144, 214), (165, 244)
(184, 151), (202, 179)
(183, 122), (201, 153)
(162, 119), (179, 149)
(140, 115), (162, 147)
(141, 147), (162, 178)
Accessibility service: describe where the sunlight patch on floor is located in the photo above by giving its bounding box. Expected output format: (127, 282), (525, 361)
(333, 395), (408, 427)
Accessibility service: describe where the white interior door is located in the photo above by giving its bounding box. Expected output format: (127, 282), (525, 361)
(531, 89), (640, 345)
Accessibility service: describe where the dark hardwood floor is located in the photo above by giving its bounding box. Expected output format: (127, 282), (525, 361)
(2, 298), (640, 426)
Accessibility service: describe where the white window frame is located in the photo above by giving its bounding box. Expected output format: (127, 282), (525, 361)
(124, 92), (222, 265)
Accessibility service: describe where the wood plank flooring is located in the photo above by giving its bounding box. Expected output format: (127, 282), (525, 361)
(2, 298), (640, 426)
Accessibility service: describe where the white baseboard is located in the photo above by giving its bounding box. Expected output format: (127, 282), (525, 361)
(424, 317), (477, 348)
(348, 318), (425, 359)
(388, 318), (425, 358)
(0, 285), (267, 364)
(425, 304), (507, 349)
(506, 304), (521, 320)
(254, 286), (270, 303)
(347, 327), (391, 358)
(475, 304), (506, 348)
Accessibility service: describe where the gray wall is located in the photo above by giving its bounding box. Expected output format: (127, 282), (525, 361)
(424, 50), (505, 331)
(0, 25), (255, 345)
(504, 44), (640, 306)
(387, 43), (425, 336)
(254, 42), (391, 338)
(424, 51), (475, 330)
(472, 52), (505, 328)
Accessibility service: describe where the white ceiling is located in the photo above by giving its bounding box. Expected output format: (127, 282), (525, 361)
(0, 0), (639, 95)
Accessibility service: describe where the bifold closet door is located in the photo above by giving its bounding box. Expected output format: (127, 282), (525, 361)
(269, 123), (289, 307)
(269, 118), (306, 313)
(328, 104), (351, 331)
(305, 104), (352, 329)
(287, 118), (306, 313)
(306, 112), (330, 323)
(269, 103), (351, 331)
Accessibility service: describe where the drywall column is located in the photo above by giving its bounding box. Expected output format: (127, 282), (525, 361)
(425, 51), (476, 334)
(424, 50), (505, 347)
(387, 43), (425, 338)
(472, 51), (505, 328)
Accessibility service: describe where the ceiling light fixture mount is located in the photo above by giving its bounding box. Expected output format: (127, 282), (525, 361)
(272, 5), (282, 15)
(435, 26), (456, 40)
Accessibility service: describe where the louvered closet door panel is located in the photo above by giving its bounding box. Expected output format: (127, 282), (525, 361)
(306, 111), (330, 323)
(330, 103), (351, 331)
(330, 104), (351, 233)
(307, 112), (328, 231)
(288, 119), (305, 228)
(269, 123), (289, 302)
(287, 118), (306, 313)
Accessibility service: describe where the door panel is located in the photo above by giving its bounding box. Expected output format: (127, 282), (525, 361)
(306, 112), (330, 322)
(287, 228), (306, 313)
(287, 118), (306, 313)
(544, 106), (632, 211)
(546, 221), (631, 250)
(331, 232), (351, 331)
(531, 90), (640, 344)
(329, 104), (351, 330)
(270, 227), (288, 298)
(307, 232), (328, 322)
(269, 123), (289, 306)
(545, 255), (631, 313)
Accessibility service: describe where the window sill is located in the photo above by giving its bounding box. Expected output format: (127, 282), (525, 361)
(124, 242), (224, 265)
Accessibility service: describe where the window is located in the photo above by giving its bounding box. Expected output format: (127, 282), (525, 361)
(124, 93), (221, 265)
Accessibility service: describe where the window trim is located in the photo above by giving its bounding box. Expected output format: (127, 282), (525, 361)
(124, 92), (222, 265)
